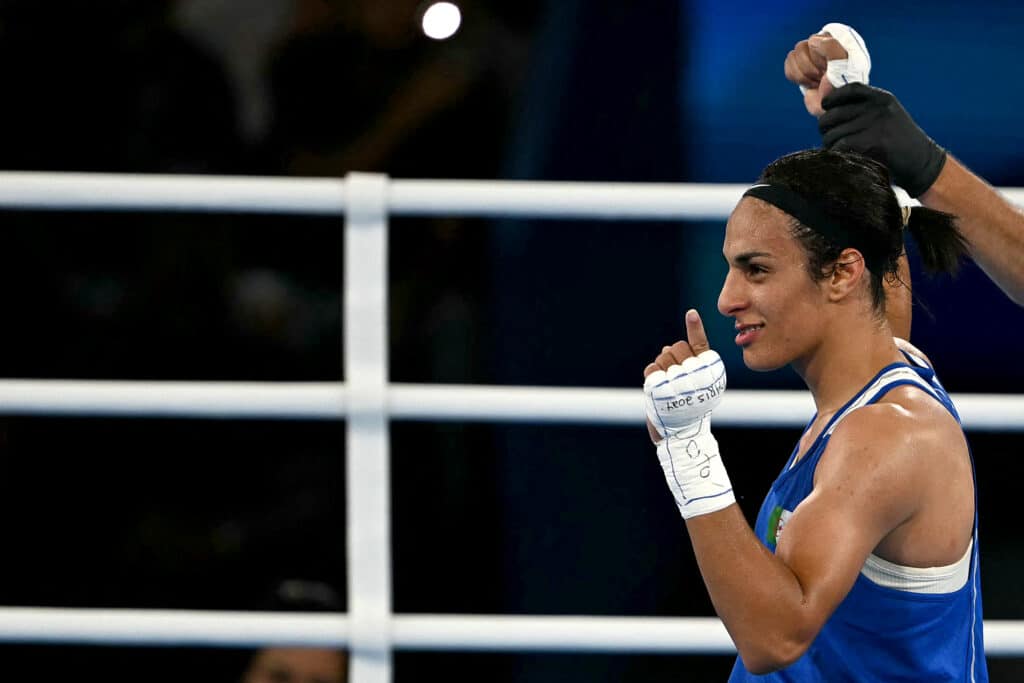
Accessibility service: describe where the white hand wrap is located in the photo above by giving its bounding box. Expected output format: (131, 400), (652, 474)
(643, 350), (734, 519)
(798, 22), (871, 94)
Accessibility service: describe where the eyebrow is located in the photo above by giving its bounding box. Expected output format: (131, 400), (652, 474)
(724, 250), (773, 265)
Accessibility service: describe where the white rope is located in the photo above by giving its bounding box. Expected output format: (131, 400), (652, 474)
(387, 179), (747, 219)
(0, 172), (348, 214)
(0, 380), (1018, 430)
(0, 172), (746, 217)
(0, 171), (1020, 218)
(0, 380), (343, 418)
(0, 607), (349, 647)
(393, 615), (734, 653)
(0, 608), (1021, 655)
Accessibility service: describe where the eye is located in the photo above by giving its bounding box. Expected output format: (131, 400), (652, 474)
(746, 263), (768, 276)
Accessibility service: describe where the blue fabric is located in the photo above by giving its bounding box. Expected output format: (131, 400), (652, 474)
(727, 361), (988, 682)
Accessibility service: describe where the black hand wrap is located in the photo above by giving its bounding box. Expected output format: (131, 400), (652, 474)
(818, 83), (947, 197)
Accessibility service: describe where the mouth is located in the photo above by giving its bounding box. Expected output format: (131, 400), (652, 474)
(734, 323), (765, 346)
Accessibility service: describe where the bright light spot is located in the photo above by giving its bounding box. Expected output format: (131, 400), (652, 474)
(421, 2), (461, 40)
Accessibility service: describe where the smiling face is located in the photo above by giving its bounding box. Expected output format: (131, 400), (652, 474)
(717, 197), (833, 372)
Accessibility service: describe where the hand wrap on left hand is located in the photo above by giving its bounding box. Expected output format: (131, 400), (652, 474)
(643, 350), (734, 519)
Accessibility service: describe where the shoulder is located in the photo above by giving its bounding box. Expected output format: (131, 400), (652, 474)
(814, 390), (963, 519)
(819, 400), (921, 480)
(823, 387), (962, 474)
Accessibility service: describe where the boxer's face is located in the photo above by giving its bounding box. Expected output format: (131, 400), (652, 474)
(718, 198), (830, 372)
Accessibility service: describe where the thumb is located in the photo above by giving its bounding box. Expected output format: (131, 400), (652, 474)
(808, 35), (849, 62)
(803, 84), (828, 118)
(685, 309), (710, 355)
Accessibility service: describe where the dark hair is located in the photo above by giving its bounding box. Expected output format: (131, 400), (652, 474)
(756, 149), (967, 314)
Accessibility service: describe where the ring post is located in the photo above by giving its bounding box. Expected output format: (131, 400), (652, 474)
(344, 173), (392, 683)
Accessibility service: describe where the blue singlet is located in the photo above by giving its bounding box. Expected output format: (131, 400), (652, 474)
(727, 359), (988, 682)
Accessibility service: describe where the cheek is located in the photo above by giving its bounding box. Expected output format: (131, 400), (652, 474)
(778, 292), (826, 347)
(754, 283), (823, 355)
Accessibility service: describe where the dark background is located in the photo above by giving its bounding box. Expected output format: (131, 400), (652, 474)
(0, 0), (1020, 680)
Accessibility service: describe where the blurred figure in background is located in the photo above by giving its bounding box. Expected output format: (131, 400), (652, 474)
(243, 648), (346, 683)
(239, 580), (347, 683)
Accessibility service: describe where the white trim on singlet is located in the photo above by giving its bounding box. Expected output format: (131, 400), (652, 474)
(788, 366), (933, 472)
(822, 365), (940, 440)
(822, 366), (972, 594)
(861, 538), (972, 594)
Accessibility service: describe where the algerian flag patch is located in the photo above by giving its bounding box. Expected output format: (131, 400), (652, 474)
(766, 506), (793, 548)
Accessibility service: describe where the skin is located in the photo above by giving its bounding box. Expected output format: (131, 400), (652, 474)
(787, 33), (1024, 306)
(242, 647), (348, 683)
(644, 199), (975, 674)
(920, 159), (1024, 305)
(883, 255), (912, 339)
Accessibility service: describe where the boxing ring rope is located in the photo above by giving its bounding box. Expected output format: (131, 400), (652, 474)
(2, 172), (1023, 682)
(0, 381), (1019, 429)
(4, 607), (1024, 656)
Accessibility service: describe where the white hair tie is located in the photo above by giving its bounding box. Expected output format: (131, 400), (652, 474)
(892, 185), (917, 230)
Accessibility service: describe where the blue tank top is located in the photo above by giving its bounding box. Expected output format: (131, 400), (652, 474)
(727, 359), (988, 682)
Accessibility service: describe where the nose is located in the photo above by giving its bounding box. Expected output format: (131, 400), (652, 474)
(717, 268), (746, 317)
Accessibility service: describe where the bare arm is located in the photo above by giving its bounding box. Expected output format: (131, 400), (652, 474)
(682, 406), (920, 673)
(919, 156), (1024, 305)
(644, 316), (919, 673)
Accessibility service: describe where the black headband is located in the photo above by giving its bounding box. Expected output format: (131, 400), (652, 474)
(742, 183), (884, 273)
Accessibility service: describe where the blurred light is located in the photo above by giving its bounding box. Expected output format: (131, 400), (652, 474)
(421, 2), (461, 40)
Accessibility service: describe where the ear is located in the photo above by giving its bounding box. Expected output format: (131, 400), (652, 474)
(827, 247), (867, 302)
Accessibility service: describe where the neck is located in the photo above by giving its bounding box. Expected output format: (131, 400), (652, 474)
(792, 313), (905, 418)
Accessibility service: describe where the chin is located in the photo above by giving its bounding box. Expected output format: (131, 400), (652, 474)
(741, 348), (787, 372)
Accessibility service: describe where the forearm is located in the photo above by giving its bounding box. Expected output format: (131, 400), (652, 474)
(685, 505), (815, 672)
(919, 156), (1024, 305)
(643, 322), (819, 671)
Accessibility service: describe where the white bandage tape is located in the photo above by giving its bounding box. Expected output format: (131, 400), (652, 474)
(656, 419), (734, 519)
(643, 350), (734, 519)
(798, 22), (871, 94)
(820, 22), (871, 88)
(643, 350), (726, 440)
